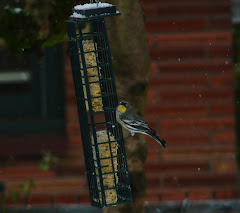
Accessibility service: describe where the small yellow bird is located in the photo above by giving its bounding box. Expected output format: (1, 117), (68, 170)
(116, 100), (166, 147)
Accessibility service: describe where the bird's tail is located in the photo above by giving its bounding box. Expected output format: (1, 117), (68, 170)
(147, 130), (166, 148)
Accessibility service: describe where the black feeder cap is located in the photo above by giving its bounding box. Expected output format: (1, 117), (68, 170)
(71, 3), (120, 20)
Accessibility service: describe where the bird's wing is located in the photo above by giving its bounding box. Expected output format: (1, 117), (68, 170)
(120, 111), (151, 132)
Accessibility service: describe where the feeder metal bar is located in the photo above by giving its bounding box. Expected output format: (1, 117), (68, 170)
(66, 4), (132, 206)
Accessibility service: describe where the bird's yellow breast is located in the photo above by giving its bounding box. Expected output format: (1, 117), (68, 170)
(117, 105), (126, 112)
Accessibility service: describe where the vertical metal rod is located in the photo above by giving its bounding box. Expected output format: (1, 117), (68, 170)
(79, 21), (106, 206)
(95, 19), (118, 191)
(67, 21), (100, 206)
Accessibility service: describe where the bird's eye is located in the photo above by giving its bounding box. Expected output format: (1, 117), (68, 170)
(119, 101), (128, 107)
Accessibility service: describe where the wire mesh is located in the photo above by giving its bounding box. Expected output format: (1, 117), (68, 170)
(66, 10), (132, 208)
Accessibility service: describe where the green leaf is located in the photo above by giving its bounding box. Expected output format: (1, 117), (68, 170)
(10, 189), (20, 203)
(40, 162), (49, 171)
(21, 182), (30, 196)
(29, 178), (36, 189)
(40, 151), (59, 171)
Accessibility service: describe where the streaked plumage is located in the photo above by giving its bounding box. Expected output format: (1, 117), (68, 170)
(116, 100), (166, 147)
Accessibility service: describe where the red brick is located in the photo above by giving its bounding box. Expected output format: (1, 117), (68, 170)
(210, 104), (235, 115)
(64, 55), (71, 65)
(144, 160), (209, 173)
(160, 132), (209, 145)
(212, 159), (237, 172)
(64, 78), (73, 89)
(24, 177), (87, 193)
(161, 190), (186, 201)
(160, 88), (234, 103)
(209, 75), (234, 88)
(66, 106), (78, 122)
(207, 17), (232, 30)
(59, 157), (84, 168)
(0, 166), (55, 179)
(161, 145), (235, 160)
(164, 173), (237, 187)
(146, 146), (161, 161)
(65, 94), (77, 105)
(146, 89), (159, 104)
(147, 34), (157, 47)
(145, 104), (207, 117)
(155, 4), (230, 17)
(145, 19), (206, 32)
(28, 194), (53, 205)
(143, 6), (157, 18)
(212, 131), (236, 143)
(214, 188), (238, 199)
(64, 63), (72, 73)
(67, 135), (82, 148)
(79, 192), (90, 203)
(187, 188), (210, 200)
(66, 122), (80, 135)
(57, 164), (85, 176)
(64, 149), (83, 159)
(142, 0), (229, 3)
(55, 193), (79, 204)
(148, 62), (159, 74)
(149, 75), (208, 88)
(145, 194), (159, 201)
(150, 47), (206, 61)
(158, 61), (233, 74)
(160, 117), (235, 131)
(146, 175), (161, 187)
(146, 188), (186, 201)
(6, 195), (25, 206)
(157, 32), (232, 47)
(209, 46), (232, 58)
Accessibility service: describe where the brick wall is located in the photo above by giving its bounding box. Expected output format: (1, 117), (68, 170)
(142, 0), (237, 201)
(0, 0), (237, 207)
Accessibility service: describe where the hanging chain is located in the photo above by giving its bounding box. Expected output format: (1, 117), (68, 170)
(90, 0), (99, 4)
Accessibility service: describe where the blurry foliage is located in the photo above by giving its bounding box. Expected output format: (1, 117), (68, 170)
(0, 0), (77, 54)
(40, 151), (59, 171)
(9, 189), (20, 203)
(20, 178), (36, 197)
(0, 178), (35, 208)
(0, 151), (58, 210)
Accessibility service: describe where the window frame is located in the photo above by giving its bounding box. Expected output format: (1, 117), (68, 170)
(0, 44), (67, 157)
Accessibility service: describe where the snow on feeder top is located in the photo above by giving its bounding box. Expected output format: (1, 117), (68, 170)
(66, 1), (132, 208)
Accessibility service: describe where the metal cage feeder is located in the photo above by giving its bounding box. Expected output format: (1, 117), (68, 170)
(66, 2), (132, 208)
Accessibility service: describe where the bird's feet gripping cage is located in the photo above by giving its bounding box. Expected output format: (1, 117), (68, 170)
(66, 1), (132, 208)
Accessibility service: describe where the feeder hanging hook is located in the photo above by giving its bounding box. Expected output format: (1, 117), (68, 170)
(90, 0), (99, 4)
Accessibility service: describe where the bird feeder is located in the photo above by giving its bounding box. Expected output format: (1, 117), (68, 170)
(66, 1), (132, 208)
